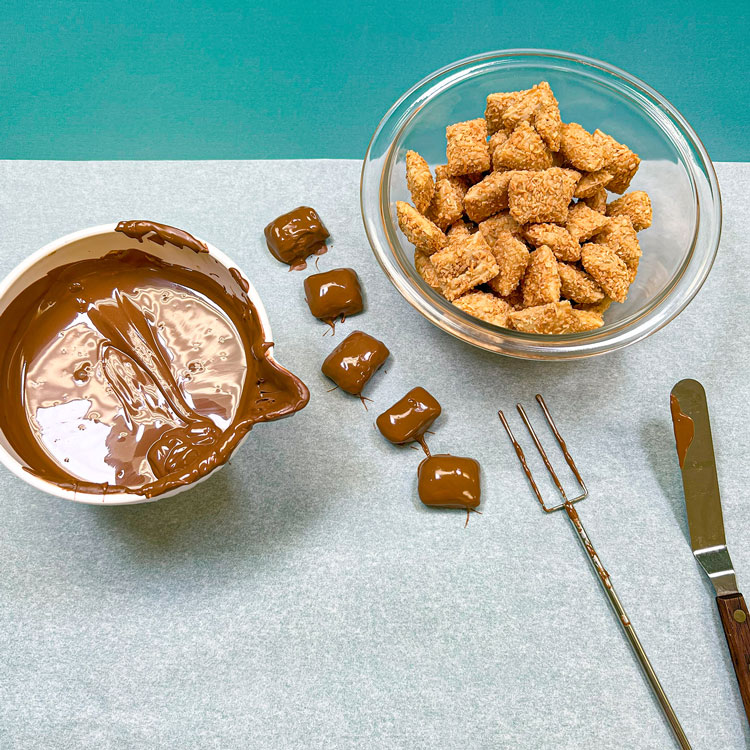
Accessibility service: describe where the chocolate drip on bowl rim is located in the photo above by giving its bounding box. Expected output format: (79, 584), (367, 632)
(115, 220), (209, 254)
(0, 224), (308, 500)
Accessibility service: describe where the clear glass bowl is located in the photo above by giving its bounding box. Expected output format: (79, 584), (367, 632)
(360, 49), (721, 360)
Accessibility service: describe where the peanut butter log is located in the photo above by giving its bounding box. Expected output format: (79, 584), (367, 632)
(0, 246), (309, 498)
(321, 331), (389, 395)
(303, 268), (363, 327)
(264, 206), (330, 270)
(417, 454), (481, 509)
(376, 387), (441, 445)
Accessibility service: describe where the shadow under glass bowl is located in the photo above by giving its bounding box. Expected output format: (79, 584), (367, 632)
(360, 49), (721, 360)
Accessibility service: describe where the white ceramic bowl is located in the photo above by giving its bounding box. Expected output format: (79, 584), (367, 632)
(0, 224), (278, 505)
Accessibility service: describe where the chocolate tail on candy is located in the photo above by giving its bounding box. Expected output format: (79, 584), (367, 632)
(375, 388), (481, 521)
(464, 507), (482, 528)
(416, 435), (431, 457)
(417, 454), (481, 515)
(264, 206), (330, 271)
(321, 330), (389, 404)
(304, 268), (363, 333)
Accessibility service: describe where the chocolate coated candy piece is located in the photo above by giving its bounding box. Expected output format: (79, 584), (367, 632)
(304, 268), (363, 323)
(417, 454), (481, 509)
(264, 206), (330, 270)
(376, 387), (441, 445)
(321, 330), (389, 395)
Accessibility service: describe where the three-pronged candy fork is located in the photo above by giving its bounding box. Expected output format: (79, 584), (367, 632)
(498, 394), (691, 750)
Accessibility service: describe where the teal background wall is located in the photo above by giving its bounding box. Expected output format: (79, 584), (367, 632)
(1, 0), (747, 161)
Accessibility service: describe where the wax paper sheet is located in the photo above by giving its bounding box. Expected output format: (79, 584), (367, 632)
(0, 160), (748, 750)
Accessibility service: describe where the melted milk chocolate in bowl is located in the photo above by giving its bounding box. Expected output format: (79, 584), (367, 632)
(0, 221), (309, 499)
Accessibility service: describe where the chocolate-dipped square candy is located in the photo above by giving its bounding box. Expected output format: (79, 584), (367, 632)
(417, 454), (481, 509)
(264, 206), (329, 270)
(304, 268), (363, 328)
(321, 330), (389, 395)
(376, 387), (441, 445)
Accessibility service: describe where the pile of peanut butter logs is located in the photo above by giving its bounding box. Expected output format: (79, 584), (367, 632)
(397, 81), (652, 334)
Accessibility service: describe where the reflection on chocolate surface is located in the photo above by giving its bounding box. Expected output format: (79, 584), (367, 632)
(376, 387), (440, 454)
(115, 220), (208, 254)
(264, 206), (330, 271)
(670, 394), (695, 469)
(0, 247), (309, 497)
(321, 330), (389, 395)
(417, 454), (481, 510)
(304, 268), (363, 331)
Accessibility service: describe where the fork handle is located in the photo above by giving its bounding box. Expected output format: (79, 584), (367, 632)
(716, 593), (750, 723)
(563, 507), (691, 748)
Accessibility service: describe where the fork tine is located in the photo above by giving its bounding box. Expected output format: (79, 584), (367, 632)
(535, 394), (588, 498)
(497, 409), (549, 512)
(516, 403), (569, 502)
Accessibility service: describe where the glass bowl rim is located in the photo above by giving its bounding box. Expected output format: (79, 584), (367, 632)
(360, 48), (722, 360)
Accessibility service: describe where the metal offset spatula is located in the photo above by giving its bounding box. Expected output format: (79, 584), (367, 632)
(670, 379), (750, 725)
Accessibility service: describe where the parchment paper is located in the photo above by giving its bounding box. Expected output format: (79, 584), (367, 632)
(0, 160), (748, 750)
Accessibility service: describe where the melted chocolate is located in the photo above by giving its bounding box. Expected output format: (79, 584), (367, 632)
(321, 331), (389, 396)
(303, 268), (363, 330)
(670, 394), (695, 469)
(264, 207), (329, 271)
(230, 268), (250, 293)
(417, 454), (481, 509)
(564, 500), (611, 589)
(499, 410), (547, 512)
(0, 248), (309, 497)
(376, 387), (441, 452)
(115, 220), (208, 254)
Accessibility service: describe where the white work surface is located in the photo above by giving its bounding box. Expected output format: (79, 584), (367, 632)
(0, 160), (748, 750)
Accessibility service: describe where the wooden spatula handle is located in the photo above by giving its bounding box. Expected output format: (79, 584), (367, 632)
(717, 593), (750, 723)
